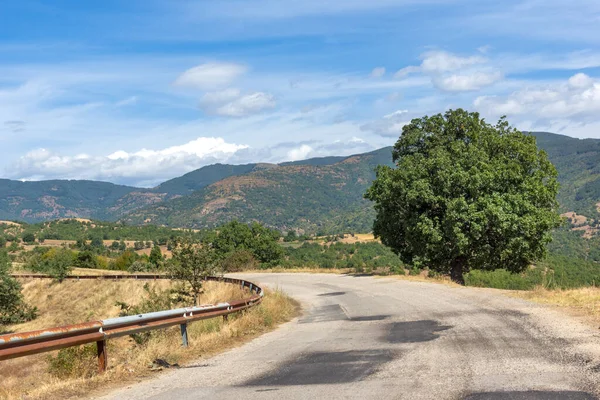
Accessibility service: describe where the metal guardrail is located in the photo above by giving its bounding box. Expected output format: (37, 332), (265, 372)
(11, 273), (169, 280)
(0, 276), (263, 372)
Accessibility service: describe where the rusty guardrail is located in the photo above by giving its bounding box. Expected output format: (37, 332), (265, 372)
(0, 277), (262, 372)
(11, 274), (169, 280)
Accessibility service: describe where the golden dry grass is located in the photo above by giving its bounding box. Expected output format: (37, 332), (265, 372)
(0, 279), (299, 400)
(510, 286), (600, 326)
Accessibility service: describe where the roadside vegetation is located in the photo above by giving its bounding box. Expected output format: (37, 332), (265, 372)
(0, 276), (298, 400)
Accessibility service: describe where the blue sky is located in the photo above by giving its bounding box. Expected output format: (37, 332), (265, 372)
(1, 0), (600, 187)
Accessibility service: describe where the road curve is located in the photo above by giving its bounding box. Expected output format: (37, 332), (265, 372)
(98, 273), (600, 400)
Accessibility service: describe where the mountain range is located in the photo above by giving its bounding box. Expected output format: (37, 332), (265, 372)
(1, 132), (598, 234)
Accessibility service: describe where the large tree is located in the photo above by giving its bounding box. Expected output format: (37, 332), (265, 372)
(365, 109), (561, 283)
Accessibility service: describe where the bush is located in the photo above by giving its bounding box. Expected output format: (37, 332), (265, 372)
(74, 250), (99, 269)
(26, 247), (74, 282)
(111, 250), (137, 271)
(128, 260), (151, 273)
(463, 268), (544, 290)
(21, 232), (35, 244)
(116, 284), (185, 344)
(47, 344), (97, 378)
(0, 249), (37, 325)
(221, 249), (259, 272)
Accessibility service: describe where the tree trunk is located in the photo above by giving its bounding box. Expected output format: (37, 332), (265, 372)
(450, 258), (465, 285)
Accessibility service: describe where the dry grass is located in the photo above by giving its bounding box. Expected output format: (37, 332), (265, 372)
(0, 279), (299, 400)
(510, 286), (600, 326)
(385, 272), (460, 287)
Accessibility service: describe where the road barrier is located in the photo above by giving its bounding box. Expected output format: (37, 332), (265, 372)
(0, 276), (262, 372)
(11, 273), (169, 280)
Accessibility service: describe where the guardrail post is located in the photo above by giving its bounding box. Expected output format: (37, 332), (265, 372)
(180, 323), (188, 347)
(223, 314), (228, 323)
(97, 339), (108, 373)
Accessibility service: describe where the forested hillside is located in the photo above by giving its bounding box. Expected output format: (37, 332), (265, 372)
(123, 148), (395, 234)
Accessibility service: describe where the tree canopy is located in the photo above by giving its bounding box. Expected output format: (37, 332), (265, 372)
(365, 109), (561, 283)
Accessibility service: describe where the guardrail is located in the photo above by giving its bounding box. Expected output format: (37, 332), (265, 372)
(11, 274), (169, 280)
(0, 276), (262, 372)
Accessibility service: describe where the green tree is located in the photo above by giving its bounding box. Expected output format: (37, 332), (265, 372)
(22, 232), (35, 244)
(90, 236), (104, 249)
(210, 221), (283, 264)
(74, 250), (99, 269)
(149, 245), (163, 267)
(365, 109), (561, 283)
(167, 239), (220, 305)
(46, 248), (74, 282)
(0, 249), (37, 325)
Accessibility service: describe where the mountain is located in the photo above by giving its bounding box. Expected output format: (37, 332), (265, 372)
(0, 153), (370, 224)
(4, 132), (600, 232)
(154, 163), (260, 196)
(0, 179), (152, 222)
(530, 132), (600, 216)
(122, 147), (395, 234)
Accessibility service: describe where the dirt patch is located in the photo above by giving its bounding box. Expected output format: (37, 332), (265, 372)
(561, 212), (588, 226)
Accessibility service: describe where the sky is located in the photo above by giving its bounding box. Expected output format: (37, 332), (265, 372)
(1, 0), (600, 187)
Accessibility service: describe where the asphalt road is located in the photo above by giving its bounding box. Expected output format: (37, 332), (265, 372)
(99, 273), (600, 400)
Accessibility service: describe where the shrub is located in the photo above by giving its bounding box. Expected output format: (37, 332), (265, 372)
(0, 249), (37, 325)
(74, 250), (99, 269)
(47, 344), (97, 378)
(221, 249), (259, 272)
(463, 269), (544, 290)
(21, 232), (35, 244)
(128, 260), (151, 273)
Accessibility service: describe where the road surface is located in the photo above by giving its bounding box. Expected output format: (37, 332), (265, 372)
(99, 273), (600, 399)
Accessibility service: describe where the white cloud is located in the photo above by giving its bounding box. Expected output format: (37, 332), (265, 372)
(173, 62), (247, 89)
(370, 67), (386, 78)
(287, 144), (314, 161)
(420, 50), (486, 73)
(384, 109), (408, 119)
(115, 96), (138, 107)
(395, 50), (501, 92)
(199, 89), (276, 117)
(214, 92), (276, 117)
(474, 73), (600, 121)
(200, 88), (241, 105)
(394, 66), (420, 79)
(433, 71), (503, 92)
(362, 110), (411, 138)
(12, 137), (249, 186)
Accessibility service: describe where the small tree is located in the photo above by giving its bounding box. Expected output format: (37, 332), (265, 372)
(167, 239), (220, 306)
(149, 245), (163, 267)
(0, 249), (37, 325)
(22, 232), (35, 244)
(365, 109), (561, 284)
(47, 248), (74, 282)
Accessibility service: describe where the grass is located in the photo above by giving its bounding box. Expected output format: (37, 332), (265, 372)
(0, 278), (299, 400)
(510, 286), (600, 327)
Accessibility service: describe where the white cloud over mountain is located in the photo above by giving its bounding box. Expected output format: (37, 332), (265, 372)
(12, 137), (249, 186)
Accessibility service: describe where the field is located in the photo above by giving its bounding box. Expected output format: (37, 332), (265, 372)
(0, 277), (299, 400)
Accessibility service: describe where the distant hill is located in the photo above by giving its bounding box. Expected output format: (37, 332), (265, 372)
(530, 132), (600, 216)
(4, 132), (600, 232)
(0, 152), (376, 224)
(0, 179), (154, 222)
(123, 147), (394, 234)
